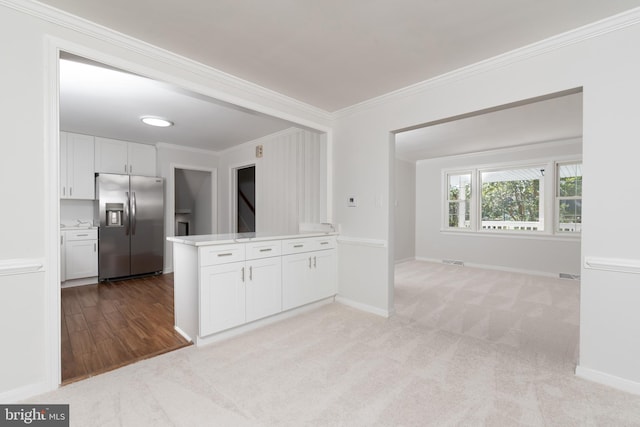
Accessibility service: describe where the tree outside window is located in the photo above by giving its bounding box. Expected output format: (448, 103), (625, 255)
(557, 162), (582, 232)
(447, 173), (471, 228)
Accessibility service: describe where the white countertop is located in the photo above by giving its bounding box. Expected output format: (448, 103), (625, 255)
(60, 226), (98, 230)
(167, 231), (338, 247)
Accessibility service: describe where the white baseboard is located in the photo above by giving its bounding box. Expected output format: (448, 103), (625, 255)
(174, 325), (193, 343)
(61, 276), (98, 288)
(395, 257), (416, 265)
(335, 296), (391, 318)
(0, 380), (53, 403)
(576, 365), (640, 396)
(415, 257), (560, 279)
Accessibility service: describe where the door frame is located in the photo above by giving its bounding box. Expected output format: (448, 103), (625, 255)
(169, 164), (218, 239)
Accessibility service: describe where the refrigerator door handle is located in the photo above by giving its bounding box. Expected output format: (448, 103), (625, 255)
(125, 191), (130, 236)
(131, 191), (137, 235)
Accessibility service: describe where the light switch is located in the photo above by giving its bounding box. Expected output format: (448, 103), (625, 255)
(347, 196), (357, 207)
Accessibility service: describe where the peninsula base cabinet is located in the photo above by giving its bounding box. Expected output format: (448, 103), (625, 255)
(171, 234), (337, 344)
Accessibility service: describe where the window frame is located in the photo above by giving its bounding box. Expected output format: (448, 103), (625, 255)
(441, 156), (581, 239)
(555, 161), (583, 234)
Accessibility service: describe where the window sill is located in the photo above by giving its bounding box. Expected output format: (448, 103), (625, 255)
(440, 229), (581, 242)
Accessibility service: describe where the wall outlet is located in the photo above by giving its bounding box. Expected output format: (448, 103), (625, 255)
(347, 196), (357, 207)
(255, 144), (263, 158)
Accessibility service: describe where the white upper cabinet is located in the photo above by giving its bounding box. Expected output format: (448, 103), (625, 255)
(94, 137), (156, 176)
(60, 132), (95, 200)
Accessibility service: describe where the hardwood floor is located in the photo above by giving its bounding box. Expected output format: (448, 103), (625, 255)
(61, 273), (191, 384)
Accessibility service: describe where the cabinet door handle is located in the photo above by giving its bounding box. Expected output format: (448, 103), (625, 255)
(259, 248), (272, 252)
(308, 257), (312, 269)
(294, 244), (304, 248)
(70, 187), (73, 196)
(320, 241), (329, 245)
(76, 234), (88, 237)
(241, 266), (245, 282)
(249, 266), (253, 281)
(124, 164), (127, 173)
(129, 165), (132, 174)
(314, 256), (317, 268)
(94, 243), (97, 252)
(217, 253), (233, 257)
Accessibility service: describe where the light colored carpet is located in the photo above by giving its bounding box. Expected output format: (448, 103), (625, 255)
(29, 261), (640, 426)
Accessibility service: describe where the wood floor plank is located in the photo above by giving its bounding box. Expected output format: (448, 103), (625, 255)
(61, 273), (190, 385)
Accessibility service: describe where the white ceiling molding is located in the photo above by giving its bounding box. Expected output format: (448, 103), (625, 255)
(335, 6), (640, 119)
(0, 0), (334, 124)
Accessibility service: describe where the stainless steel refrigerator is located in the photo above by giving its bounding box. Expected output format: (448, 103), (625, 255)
(95, 173), (164, 281)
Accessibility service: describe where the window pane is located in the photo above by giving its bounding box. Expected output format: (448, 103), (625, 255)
(448, 201), (470, 228)
(558, 163), (582, 197)
(448, 173), (471, 201)
(481, 167), (544, 231)
(558, 199), (582, 232)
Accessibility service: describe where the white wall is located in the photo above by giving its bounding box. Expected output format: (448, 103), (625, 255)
(217, 128), (327, 234)
(394, 159), (415, 262)
(415, 141), (582, 276)
(331, 13), (640, 392)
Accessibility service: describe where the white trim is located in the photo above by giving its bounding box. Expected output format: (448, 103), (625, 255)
(173, 325), (192, 343)
(395, 257), (416, 265)
(335, 7), (640, 117)
(0, 258), (44, 276)
(337, 236), (388, 248)
(335, 296), (392, 318)
(194, 298), (335, 346)
(576, 365), (640, 396)
(155, 142), (220, 156)
(414, 257), (570, 279)
(0, 380), (52, 404)
(61, 277), (98, 288)
(584, 257), (640, 275)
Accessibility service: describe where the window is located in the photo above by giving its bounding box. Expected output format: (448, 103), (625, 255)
(557, 162), (582, 232)
(442, 158), (581, 236)
(446, 173), (471, 229)
(480, 166), (544, 231)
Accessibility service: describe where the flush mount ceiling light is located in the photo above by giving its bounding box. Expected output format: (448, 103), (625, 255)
(141, 116), (173, 127)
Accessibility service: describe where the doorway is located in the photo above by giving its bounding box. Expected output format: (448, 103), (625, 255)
(174, 168), (214, 236)
(236, 165), (256, 233)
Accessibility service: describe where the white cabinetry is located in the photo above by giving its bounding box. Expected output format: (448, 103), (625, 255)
(282, 237), (337, 310)
(94, 137), (156, 176)
(171, 234), (336, 345)
(200, 261), (246, 336)
(60, 132), (95, 200)
(198, 241), (283, 335)
(63, 229), (98, 281)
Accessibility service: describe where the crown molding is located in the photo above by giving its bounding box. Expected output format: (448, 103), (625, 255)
(335, 7), (640, 118)
(1, 0), (334, 124)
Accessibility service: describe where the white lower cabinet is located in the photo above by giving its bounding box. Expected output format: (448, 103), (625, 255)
(200, 262), (246, 336)
(186, 235), (336, 341)
(245, 257), (282, 322)
(64, 229), (98, 281)
(282, 248), (337, 311)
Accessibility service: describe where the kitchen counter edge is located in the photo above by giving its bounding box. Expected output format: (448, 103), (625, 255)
(167, 232), (338, 247)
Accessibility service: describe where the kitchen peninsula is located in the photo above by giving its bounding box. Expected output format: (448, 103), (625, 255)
(167, 232), (338, 346)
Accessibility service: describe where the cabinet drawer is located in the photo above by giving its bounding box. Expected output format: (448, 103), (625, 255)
(312, 236), (337, 251)
(65, 229), (98, 241)
(282, 238), (315, 255)
(200, 244), (245, 266)
(245, 240), (281, 260)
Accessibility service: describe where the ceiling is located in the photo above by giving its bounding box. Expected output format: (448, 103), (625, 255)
(39, 0), (640, 111)
(59, 56), (295, 151)
(395, 92), (583, 161)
